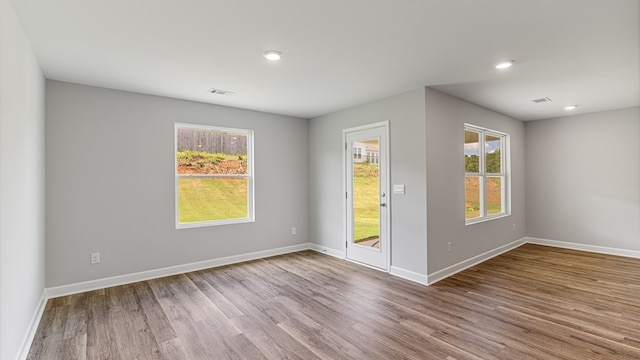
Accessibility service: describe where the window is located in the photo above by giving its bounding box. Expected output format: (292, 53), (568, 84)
(464, 124), (509, 224)
(175, 123), (254, 228)
(367, 152), (378, 165)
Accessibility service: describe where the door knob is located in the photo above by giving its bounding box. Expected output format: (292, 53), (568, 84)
(380, 202), (386, 207)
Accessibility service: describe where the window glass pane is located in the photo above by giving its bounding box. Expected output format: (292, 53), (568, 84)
(464, 125), (509, 223)
(464, 130), (480, 173)
(178, 177), (248, 224)
(486, 176), (503, 215)
(353, 138), (380, 249)
(177, 128), (248, 175)
(465, 176), (481, 220)
(485, 134), (501, 174)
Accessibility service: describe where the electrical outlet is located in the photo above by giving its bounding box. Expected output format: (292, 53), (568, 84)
(291, 227), (296, 235)
(90, 252), (100, 264)
(512, 224), (516, 232)
(447, 242), (452, 253)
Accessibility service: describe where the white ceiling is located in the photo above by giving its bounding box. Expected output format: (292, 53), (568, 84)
(11, 0), (639, 120)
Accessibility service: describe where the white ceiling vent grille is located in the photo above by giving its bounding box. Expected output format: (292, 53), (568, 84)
(209, 88), (235, 96)
(531, 97), (552, 103)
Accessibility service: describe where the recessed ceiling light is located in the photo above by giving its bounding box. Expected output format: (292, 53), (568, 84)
(263, 50), (282, 61)
(495, 60), (514, 69)
(564, 105), (578, 110)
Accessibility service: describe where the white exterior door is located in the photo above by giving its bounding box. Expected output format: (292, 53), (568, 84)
(344, 122), (389, 270)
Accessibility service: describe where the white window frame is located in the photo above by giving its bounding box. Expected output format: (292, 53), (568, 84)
(367, 151), (378, 165)
(464, 124), (510, 225)
(354, 147), (362, 160)
(175, 123), (254, 229)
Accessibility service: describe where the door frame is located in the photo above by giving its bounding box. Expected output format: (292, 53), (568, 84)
(342, 120), (390, 272)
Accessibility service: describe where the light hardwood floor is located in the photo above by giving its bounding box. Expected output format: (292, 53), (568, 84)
(27, 244), (640, 359)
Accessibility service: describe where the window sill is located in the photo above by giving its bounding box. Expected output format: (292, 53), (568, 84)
(176, 217), (254, 230)
(465, 213), (510, 226)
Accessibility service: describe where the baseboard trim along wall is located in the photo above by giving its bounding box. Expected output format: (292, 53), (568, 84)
(309, 243), (345, 259)
(427, 237), (527, 285)
(47, 243), (311, 299)
(526, 237), (640, 259)
(390, 266), (429, 285)
(47, 236), (638, 300)
(16, 289), (48, 360)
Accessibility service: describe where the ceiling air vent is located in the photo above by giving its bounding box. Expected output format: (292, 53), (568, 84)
(531, 97), (552, 103)
(209, 88), (235, 96)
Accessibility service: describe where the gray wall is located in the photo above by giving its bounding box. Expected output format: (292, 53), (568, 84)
(425, 88), (527, 273)
(308, 87), (528, 278)
(309, 88), (428, 275)
(0, 0), (46, 358)
(45, 81), (309, 287)
(526, 107), (639, 250)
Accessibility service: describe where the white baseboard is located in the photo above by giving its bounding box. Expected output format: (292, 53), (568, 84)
(40, 236), (640, 308)
(427, 237), (527, 285)
(309, 243), (345, 259)
(47, 243), (311, 298)
(390, 266), (428, 285)
(526, 237), (640, 259)
(16, 289), (48, 360)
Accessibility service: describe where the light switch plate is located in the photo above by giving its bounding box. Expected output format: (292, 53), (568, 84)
(393, 184), (405, 195)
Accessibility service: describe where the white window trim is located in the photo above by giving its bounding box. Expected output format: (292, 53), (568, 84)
(175, 123), (255, 229)
(464, 124), (511, 225)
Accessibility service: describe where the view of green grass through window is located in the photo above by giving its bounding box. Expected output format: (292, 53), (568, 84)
(176, 125), (253, 227)
(353, 162), (380, 243)
(465, 126), (507, 221)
